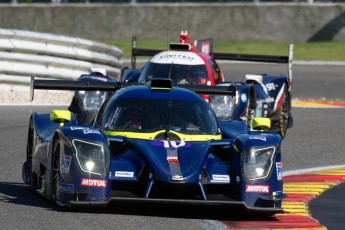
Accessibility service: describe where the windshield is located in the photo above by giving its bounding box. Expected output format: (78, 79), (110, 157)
(138, 63), (208, 85)
(76, 91), (108, 111)
(103, 98), (218, 135)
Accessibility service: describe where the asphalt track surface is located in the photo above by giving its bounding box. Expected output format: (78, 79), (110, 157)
(0, 63), (344, 229)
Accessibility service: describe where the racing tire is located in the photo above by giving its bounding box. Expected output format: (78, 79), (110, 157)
(51, 139), (61, 202)
(26, 119), (36, 189)
(271, 85), (290, 139)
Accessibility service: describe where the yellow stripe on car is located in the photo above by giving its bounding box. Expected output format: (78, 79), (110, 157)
(103, 129), (221, 141)
(150, 87), (171, 90)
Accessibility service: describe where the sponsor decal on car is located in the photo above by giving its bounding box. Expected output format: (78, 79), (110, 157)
(276, 162), (282, 180)
(81, 178), (107, 188)
(249, 136), (267, 141)
(70, 127), (87, 130)
(265, 97), (275, 103)
(60, 155), (72, 173)
(265, 83), (276, 91)
(246, 185), (270, 193)
(150, 140), (191, 150)
(83, 129), (100, 134)
(211, 174), (230, 183)
(58, 183), (74, 193)
(260, 133), (274, 136)
(115, 171), (134, 178)
(159, 54), (195, 62)
(240, 93), (247, 103)
(70, 127), (100, 134)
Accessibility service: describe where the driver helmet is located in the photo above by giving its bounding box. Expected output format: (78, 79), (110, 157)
(192, 70), (207, 84)
(68, 71), (117, 125)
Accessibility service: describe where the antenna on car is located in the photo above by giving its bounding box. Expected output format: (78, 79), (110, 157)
(165, 101), (173, 140)
(166, 29), (169, 51)
(165, 29), (169, 79)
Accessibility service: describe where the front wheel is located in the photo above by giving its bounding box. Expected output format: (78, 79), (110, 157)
(25, 118), (37, 189)
(51, 139), (61, 201)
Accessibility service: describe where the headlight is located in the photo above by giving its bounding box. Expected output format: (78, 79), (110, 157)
(73, 139), (109, 176)
(243, 146), (276, 181)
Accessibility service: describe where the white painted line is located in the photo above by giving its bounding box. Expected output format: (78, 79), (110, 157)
(284, 164), (345, 176)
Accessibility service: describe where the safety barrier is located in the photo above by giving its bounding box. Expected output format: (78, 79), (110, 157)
(1, 4), (345, 42)
(0, 28), (123, 85)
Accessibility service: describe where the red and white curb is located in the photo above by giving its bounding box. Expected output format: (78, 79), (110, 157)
(292, 100), (345, 108)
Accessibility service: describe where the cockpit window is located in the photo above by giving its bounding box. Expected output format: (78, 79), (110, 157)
(103, 98), (218, 135)
(138, 63), (208, 85)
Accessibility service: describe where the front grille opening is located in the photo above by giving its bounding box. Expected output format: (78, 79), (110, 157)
(149, 183), (202, 200)
(111, 166), (149, 198)
(110, 166), (238, 202)
(211, 145), (233, 162)
(111, 181), (148, 198)
(203, 184), (238, 201)
(254, 197), (275, 208)
(109, 141), (128, 157)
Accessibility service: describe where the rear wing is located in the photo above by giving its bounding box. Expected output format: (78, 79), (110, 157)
(30, 77), (236, 102)
(30, 76), (121, 101)
(130, 36), (215, 68)
(212, 44), (294, 83)
(131, 36), (163, 69)
(131, 35), (293, 82)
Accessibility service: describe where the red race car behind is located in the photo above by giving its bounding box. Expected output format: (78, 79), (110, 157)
(121, 31), (224, 89)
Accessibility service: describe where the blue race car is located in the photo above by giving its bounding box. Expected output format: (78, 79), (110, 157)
(22, 78), (285, 214)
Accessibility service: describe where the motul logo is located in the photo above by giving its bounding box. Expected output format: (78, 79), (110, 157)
(81, 178), (107, 188)
(246, 185), (269, 193)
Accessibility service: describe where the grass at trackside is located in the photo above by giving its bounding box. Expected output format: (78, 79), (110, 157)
(101, 39), (345, 61)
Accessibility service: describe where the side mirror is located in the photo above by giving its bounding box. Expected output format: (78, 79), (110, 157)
(252, 117), (271, 131)
(50, 110), (72, 126)
(121, 68), (142, 83)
